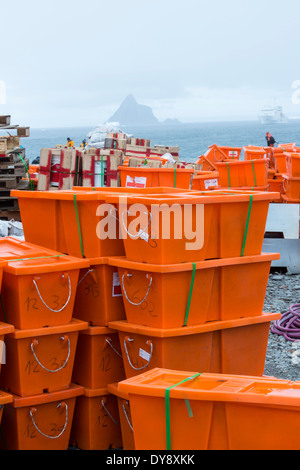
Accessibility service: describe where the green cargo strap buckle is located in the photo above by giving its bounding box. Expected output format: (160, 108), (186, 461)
(165, 373), (201, 450)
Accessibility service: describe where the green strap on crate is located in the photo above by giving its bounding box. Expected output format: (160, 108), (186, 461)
(10, 255), (65, 262)
(165, 373), (201, 450)
(183, 262), (196, 327)
(251, 161), (257, 187)
(241, 194), (253, 257)
(17, 153), (34, 191)
(226, 163), (231, 188)
(174, 168), (177, 188)
(73, 194), (85, 257)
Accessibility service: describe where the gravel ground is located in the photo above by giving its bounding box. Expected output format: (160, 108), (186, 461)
(263, 271), (300, 382)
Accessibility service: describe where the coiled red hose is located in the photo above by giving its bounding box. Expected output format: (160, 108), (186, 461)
(271, 304), (300, 342)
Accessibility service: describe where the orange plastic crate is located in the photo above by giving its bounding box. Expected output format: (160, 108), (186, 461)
(0, 384), (83, 450)
(72, 326), (125, 389)
(119, 166), (194, 190)
(105, 190), (280, 264)
(108, 312), (281, 379)
(70, 387), (122, 450)
(243, 146), (267, 160)
(282, 175), (300, 201)
(107, 253), (280, 329)
(1, 252), (89, 330)
(118, 368), (300, 450)
(107, 382), (135, 450)
(218, 146), (241, 159)
(191, 171), (219, 190)
(0, 390), (13, 429)
(0, 319), (88, 397)
(285, 153), (300, 177)
(273, 153), (287, 174)
(215, 159), (268, 188)
(0, 322), (14, 375)
(73, 258), (126, 326)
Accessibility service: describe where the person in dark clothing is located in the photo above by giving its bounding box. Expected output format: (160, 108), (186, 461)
(266, 132), (276, 147)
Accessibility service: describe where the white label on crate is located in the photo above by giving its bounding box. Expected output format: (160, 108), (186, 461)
(126, 175), (147, 188)
(126, 175), (135, 187)
(134, 176), (147, 188)
(228, 151), (238, 157)
(139, 348), (151, 362)
(204, 178), (218, 189)
(112, 272), (122, 297)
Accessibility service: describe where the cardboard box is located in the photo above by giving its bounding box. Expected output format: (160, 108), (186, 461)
(128, 138), (151, 147)
(81, 149), (123, 187)
(106, 132), (127, 140)
(37, 148), (82, 191)
(104, 137), (127, 151)
(128, 157), (162, 168)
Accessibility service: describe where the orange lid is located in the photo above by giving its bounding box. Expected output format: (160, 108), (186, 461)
(4, 252), (90, 275)
(118, 368), (300, 407)
(7, 318), (88, 340)
(71, 186), (187, 194)
(108, 312), (281, 338)
(0, 321), (14, 336)
(9, 383), (84, 408)
(119, 167), (194, 174)
(105, 189), (280, 205)
(107, 253), (281, 274)
(0, 237), (51, 260)
(0, 390), (13, 406)
(107, 382), (129, 400)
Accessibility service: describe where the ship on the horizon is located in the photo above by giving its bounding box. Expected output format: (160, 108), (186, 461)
(258, 104), (288, 124)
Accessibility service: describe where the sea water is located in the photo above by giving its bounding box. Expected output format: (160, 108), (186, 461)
(20, 120), (300, 163)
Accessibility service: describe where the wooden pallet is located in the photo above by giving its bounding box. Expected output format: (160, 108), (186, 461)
(0, 161), (28, 177)
(0, 175), (24, 189)
(0, 197), (19, 211)
(0, 149), (27, 163)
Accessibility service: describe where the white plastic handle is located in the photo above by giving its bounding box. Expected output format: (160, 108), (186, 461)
(122, 401), (133, 432)
(121, 272), (152, 306)
(105, 338), (123, 358)
(29, 402), (68, 439)
(124, 337), (153, 371)
(33, 274), (72, 312)
(30, 336), (70, 373)
(101, 400), (120, 426)
(121, 209), (152, 239)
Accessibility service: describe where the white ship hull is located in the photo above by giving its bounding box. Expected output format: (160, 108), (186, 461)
(259, 105), (288, 124)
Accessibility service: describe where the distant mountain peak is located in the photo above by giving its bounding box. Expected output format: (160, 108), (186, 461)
(107, 95), (159, 126)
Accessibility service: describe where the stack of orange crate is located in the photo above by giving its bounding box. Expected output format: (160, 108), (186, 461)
(102, 188), (281, 449)
(0, 237), (89, 450)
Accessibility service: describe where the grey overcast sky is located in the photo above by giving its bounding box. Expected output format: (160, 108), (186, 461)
(1, 0), (300, 127)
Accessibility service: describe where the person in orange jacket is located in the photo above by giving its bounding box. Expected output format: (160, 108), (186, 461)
(67, 137), (74, 148)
